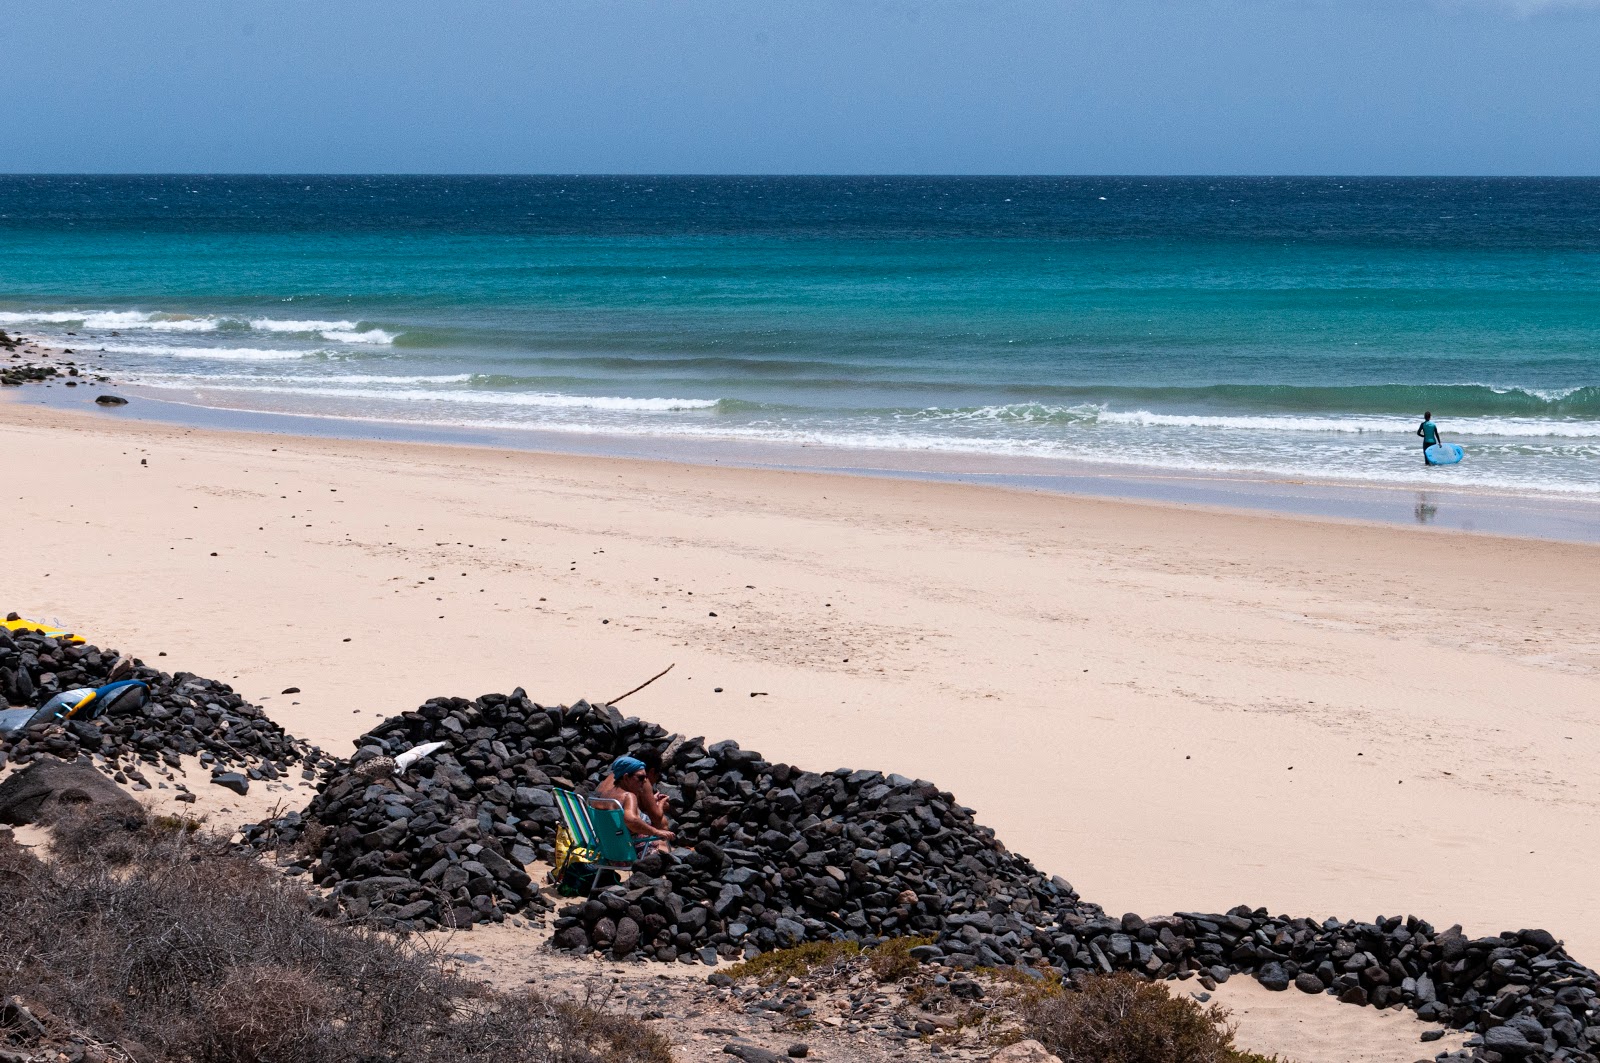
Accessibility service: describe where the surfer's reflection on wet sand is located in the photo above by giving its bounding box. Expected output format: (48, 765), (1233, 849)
(1414, 494), (1439, 524)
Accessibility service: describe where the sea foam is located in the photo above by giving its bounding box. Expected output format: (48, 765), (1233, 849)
(0, 309), (396, 344)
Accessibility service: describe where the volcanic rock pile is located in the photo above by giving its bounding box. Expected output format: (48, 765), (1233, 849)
(0, 625), (322, 789)
(548, 733), (1092, 966)
(8, 625), (1597, 1061)
(258, 686), (1600, 1061)
(245, 692), (625, 931)
(916, 909), (1599, 1060)
(246, 691), (1092, 946)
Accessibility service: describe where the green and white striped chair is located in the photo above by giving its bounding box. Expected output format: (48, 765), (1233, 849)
(550, 788), (638, 896)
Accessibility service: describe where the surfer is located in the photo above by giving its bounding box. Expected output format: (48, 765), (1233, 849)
(1417, 411), (1442, 465)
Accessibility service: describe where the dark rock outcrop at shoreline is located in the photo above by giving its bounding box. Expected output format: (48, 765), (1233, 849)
(1, 330), (113, 390)
(4, 624), (1597, 1060)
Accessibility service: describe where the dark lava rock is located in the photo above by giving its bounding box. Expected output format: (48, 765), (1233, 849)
(0, 759), (143, 825)
(1482, 1025), (1534, 1056)
(1257, 961), (1291, 992)
(1294, 972), (1326, 995)
(723, 1045), (787, 1063)
(612, 916), (642, 958)
(210, 771), (250, 795)
(94, 394), (128, 406)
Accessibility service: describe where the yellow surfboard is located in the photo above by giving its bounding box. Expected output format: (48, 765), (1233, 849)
(1, 617), (85, 644)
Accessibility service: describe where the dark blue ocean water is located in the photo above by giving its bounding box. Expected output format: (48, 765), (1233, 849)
(3, 175), (1598, 493)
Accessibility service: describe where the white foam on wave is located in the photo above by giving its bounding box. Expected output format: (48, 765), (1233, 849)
(101, 343), (320, 362)
(0, 309), (396, 344)
(1094, 409), (1600, 439)
(0, 310), (219, 331)
(114, 384), (1600, 498)
(1484, 383), (1590, 403)
(127, 371), (474, 385)
(248, 318), (397, 344)
(128, 380), (718, 412)
(919, 403), (1600, 439)
(241, 410), (1600, 497)
(324, 328), (397, 344)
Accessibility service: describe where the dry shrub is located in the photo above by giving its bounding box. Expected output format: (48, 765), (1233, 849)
(1023, 973), (1274, 1063)
(724, 939), (863, 984)
(0, 808), (672, 1063)
(204, 965), (334, 1062)
(866, 936), (935, 983)
(41, 805), (149, 865)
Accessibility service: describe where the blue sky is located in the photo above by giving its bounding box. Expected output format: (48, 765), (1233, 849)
(4, 0), (1598, 174)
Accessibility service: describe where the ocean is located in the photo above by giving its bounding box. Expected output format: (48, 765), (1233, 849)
(3, 175), (1598, 497)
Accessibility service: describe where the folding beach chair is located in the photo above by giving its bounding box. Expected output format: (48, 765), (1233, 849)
(550, 789), (638, 897)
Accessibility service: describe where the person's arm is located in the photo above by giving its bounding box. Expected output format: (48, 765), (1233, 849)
(1417, 422), (1425, 438)
(619, 792), (673, 841)
(641, 789), (672, 830)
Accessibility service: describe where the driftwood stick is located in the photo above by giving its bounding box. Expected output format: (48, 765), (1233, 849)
(608, 663), (675, 706)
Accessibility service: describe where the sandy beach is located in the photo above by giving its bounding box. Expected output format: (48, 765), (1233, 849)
(5, 395), (1597, 973)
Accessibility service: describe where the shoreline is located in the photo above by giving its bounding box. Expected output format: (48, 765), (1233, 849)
(4, 394), (1598, 971)
(12, 376), (1600, 544)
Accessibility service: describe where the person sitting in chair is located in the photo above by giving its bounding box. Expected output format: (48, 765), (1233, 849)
(596, 755), (675, 856)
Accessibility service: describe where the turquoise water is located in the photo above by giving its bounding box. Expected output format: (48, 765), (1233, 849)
(3, 176), (1598, 495)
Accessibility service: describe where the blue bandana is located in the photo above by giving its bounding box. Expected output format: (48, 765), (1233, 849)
(610, 755), (647, 782)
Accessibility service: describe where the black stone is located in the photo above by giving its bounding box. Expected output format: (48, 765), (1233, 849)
(1258, 962), (1291, 992)
(210, 772), (250, 795)
(0, 760), (143, 825)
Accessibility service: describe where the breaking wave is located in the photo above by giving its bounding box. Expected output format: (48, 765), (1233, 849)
(0, 309), (397, 344)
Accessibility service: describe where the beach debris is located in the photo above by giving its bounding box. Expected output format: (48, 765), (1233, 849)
(608, 662), (674, 705)
(393, 740), (448, 773)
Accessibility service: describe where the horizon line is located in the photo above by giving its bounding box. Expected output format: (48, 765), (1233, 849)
(4, 172), (1600, 180)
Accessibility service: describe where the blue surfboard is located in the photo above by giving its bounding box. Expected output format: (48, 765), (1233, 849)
(1426, 442), (1464, 466)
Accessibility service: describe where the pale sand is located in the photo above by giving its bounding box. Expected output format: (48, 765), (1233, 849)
(4, 398), (1596, 1059)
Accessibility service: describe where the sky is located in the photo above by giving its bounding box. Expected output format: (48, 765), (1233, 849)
(4, 0), (1599, 175)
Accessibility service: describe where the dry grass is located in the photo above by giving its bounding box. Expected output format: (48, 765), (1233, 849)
(723, 935), (938, 986)
(865, 935), (935, 982)
(722, 939), (863, 983)
(1022, 973), (1285, 1063)
(0, 808), (673, 1063)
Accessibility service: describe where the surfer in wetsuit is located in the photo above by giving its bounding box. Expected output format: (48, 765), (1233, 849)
(1417, 411), (1442, 465)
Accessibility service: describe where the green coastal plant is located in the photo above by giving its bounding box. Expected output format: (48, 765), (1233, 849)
(722, 939), (863, 983)
(723, 935), (937, 985)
